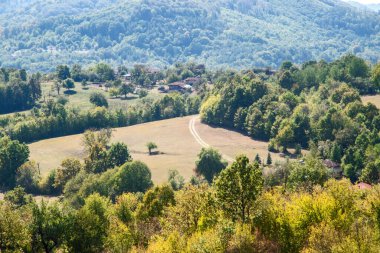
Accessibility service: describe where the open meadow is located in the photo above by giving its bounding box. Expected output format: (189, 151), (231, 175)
(29, 115), (289, 183)
(362, 95), (380, 109)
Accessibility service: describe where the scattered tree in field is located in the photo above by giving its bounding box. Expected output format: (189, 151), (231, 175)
(195, 148), (227, 183)
(214, 155), (263, 222)
(146, 142), (158, 155)
(81, 80), (88, 89)
(62, 78), (75, 90)
(54, 80), (62, 95)
(119, 84), (134, 98)
(90, 92), (109, 108)
(254, 154), (262, 164)
(109, 88), (120, 98)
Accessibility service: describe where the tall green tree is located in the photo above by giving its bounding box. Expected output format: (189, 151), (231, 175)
(107, 142), (132, 167)
(67, 194), (110, 253)
(112, 161), (153, 194)
(214, 155), (263, 222)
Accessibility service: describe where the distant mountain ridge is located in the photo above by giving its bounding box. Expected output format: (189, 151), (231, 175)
(367, 3), (380, 11)
(0, 0), (379, 71)
(344, 1), (380, 11)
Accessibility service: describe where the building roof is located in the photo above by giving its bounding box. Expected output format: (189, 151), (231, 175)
(168, 81), (186, 88)
(184, 77), (201, 82)
(356, 182), (372, 190)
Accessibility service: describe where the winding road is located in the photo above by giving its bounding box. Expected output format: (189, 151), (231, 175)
(189, 116), (234, 163)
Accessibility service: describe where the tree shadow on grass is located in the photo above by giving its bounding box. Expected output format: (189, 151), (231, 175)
(64, 90), (77, 95)
(120, 96), (138, 101)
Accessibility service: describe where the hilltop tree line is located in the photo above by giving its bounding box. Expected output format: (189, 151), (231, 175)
(201, 55), (380, 184)
(0, 0), (380, 71)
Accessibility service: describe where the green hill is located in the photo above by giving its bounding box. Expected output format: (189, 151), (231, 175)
(0, 0), (379, 71)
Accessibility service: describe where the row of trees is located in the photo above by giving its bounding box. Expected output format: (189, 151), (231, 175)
(0, 93), (200, 143)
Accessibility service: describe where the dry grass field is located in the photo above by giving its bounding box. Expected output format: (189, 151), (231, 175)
(362, 95), (380, 108)
(29, 116), (291, 183)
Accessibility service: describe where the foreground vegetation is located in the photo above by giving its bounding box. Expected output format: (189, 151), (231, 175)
(2, 152), (380, 252)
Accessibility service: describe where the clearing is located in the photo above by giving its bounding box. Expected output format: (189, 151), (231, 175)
(30, 116), (289, 183)
(362, 95), (380, 109)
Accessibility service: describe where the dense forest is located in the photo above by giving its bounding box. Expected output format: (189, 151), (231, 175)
(0, 0), (379, 71)
(202, 55), (380, 184)
(0, 68), (42, 114)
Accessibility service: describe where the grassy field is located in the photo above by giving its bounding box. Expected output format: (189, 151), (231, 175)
(41, 81), (164, 111)
(362, 95), (380, 108)
(29, 116), (294, 183)
(1, 81), (164, 117)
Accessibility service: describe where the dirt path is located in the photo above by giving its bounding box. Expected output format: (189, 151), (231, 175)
(189, 116), (234, 162)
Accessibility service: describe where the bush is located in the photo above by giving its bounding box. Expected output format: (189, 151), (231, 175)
(90, 92), (109, 108)
(112, 161), (153, 195)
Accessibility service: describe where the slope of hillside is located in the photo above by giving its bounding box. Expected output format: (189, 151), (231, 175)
(29, 116), (290, 183)
(0, 0), (379, 71)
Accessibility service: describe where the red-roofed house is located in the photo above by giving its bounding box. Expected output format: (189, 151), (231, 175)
(356, 182), (372, 190)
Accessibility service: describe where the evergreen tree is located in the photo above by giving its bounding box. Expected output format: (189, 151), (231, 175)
(254, 154), (262, 164)
(266, 153), (272, 165)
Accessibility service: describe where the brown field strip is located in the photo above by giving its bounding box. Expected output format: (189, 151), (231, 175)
(29, 116), (288, 183)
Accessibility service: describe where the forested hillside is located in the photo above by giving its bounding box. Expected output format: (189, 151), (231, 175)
(0, 0), (379, 71)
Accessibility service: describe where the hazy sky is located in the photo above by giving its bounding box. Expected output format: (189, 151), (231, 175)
(344, 0), (380, 4)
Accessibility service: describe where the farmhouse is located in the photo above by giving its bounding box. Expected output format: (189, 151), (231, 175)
(168, 82), (187, 92)
(184, 76), (202, 86)
(355, 182), (372, 190)
(122, 73), (132, 82)
(146, 67), (161, 75)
